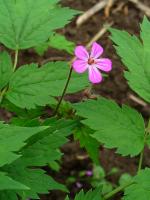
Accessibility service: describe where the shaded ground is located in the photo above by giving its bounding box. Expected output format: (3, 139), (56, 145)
(1, 0), (150, 199)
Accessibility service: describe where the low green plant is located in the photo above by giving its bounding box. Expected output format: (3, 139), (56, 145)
(0, 0), (149, 199)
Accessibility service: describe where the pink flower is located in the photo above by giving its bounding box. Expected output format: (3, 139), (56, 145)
(72, 42), (112, 84)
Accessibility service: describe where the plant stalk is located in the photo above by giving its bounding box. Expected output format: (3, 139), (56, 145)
(103, 181), (132, 200)
(53, 67), (73, 116)
(13, 49), (19, 71)
(138, 150), (144, 172)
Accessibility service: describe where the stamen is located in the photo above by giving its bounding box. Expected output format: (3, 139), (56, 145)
(88, 58), (95, 65)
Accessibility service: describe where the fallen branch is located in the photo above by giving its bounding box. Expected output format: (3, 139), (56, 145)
(128, 0), (150, 17)
(76, 0), (116, 26)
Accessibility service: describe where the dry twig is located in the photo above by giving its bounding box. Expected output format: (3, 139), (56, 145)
(105, 0), (114, 17)
(76, 0), (116, 27)
(128, 0), (150, 17)
(112, 1), (127, 13)
(87, 22), (114, 48)
(129, 94), (148, 107)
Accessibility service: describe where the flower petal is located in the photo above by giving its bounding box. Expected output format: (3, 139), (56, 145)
(90, 42), (103, 59)
(88, 65), (102, 84)
(75, 46), (89, 60)
(96, 58), (112, 72)
(73, 59), (88, 73)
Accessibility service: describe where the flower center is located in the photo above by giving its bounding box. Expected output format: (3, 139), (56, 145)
(88, 58), (95, 65)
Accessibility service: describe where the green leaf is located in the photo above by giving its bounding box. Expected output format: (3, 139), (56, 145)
(16, 121), (74, 166)
(11, 117), (40, 127)
(2, 99), (44, 119)
(110, 17), (150, 103)
(65, 196), (69, 200)
(35, 33), (75, 56)
(0, 122), (47, 167)
(2, 119), (75, 199)
(0, 0), (78, 49)
(6, 62), (89, 109)
(124, 168), (150, 200)
(74, 126), (99, 164)
(7, 167), (67, 199)
(0, 191), (18, 200)
(140, 16), (150, 50)
(0, 172), (29, 190)
(34, 42), (49, 56)
(119, 173), (133, 186)
(74, 98), (145, 157)
(0, 51), (13, 90)
(66, 188), (102, 200)
(49, 33), (75, 54)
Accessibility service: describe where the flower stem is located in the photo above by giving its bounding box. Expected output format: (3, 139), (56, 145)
(53, 67), (73, 116)
(138, 150), (144, 173)
(13, 49), (19, 71)
(103, 181), (133, 200)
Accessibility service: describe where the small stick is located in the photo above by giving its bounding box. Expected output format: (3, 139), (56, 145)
(76, 0), (116, 27)
(87, 22), (114, 48)
(112, 2), (127, 14)
(105, 0), (114, 17)
(128, 94), (148, 107)
(128, 0), (150, 17)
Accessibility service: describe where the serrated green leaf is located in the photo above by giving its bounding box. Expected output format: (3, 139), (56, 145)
(74, 126), (99, 164)
(16, 128), (69, 167)
(140, 16), (150, 50)
(49, 33), (75, 54)
(0, 0), (78, 49)
(66, 188), (102, 200)
(110, 17), (150, 103)
(0, 51), (13, 90)
(2, 99), (45, 119)
(0, 122), (47, 166)
(0, 172), (29, 190)
(11, 117), (40, 127)
(1, 119), (75, 199)
(34, 32), (75, 56)
(6, 62), (89, 109)
(74, 98), (145, 157)
(17, 119), (76, 166)
(123, 168), (150, 200)
(6, 167), (67, 199)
